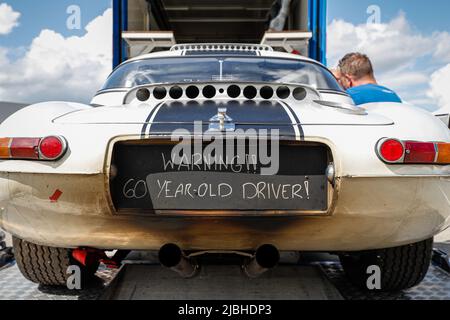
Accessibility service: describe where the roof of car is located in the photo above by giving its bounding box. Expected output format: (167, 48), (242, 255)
(125, 44), (323, 67)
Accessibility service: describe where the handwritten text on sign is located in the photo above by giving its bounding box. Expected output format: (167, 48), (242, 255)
(123, 172), (327, 210)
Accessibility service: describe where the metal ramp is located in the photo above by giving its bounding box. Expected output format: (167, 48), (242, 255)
(261, 30), (312, 54)
(322, 262), (450, 300)
(102, 264), (342, 300)
(0, 263), (117, 300)
(123, 31), (313, 57)
(1, 251), (449, 300)
(122, 31), (176, 57)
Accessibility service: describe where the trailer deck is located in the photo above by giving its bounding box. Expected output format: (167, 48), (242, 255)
(0, 250), (449, 300)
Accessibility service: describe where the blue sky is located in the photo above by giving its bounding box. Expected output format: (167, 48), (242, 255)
(0, 0), (449, 110)
(329, 0), (450, 33)
(0, 0), (110, 47)
(0, 0), (113, 102)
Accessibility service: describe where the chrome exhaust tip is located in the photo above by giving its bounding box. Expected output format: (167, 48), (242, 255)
(158, 243), (199, 278)
(243, 244), (280, 278)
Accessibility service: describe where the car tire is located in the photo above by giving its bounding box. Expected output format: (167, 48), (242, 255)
(339, 238), (433, 292)
(13, 237), (99, 286)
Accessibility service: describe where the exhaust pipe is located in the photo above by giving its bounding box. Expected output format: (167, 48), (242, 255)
(243, 244), (280, 278)
(158, 243), (199, 278)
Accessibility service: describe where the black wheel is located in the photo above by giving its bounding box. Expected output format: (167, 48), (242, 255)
(13, 237), (99, 286)
(0, 230), (5, 249)
(339, 238), (433, 292)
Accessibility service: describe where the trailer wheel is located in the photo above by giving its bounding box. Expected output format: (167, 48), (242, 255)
(13, 237), (99, 286)
(339, 238), (433, 292)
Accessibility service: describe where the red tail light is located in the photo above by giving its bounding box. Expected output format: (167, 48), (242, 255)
(0, 136), (67, 161)
(404, 141), (436, 163)
(377, 139), (404, 163)
(377, 138), (450, 165)
(10, 138), (40, 159)
(39, 136), (66, 160)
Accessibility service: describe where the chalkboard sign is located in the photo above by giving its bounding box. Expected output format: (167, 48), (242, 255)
(110, 141), (328, 212)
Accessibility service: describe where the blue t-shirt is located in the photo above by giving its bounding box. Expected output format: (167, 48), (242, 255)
(347, 84), (402, 106)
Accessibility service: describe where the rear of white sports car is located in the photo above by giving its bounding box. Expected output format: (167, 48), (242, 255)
(0, 49), (449, 291)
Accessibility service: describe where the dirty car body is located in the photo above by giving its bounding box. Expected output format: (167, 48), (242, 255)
(1, 45), (450, 257)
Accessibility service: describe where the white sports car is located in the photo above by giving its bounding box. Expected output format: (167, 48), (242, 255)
(0, 44), (449, 291)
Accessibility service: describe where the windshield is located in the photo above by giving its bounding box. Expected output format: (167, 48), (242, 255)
(102, 56), (343, 92)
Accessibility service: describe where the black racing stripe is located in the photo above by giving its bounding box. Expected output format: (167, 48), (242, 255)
(150, 100), (293, 124)
(148, 123), (297, 137)
(148, 100), (297, 137)
(141, 102), (164, 137)
(280, 101), (305, 140)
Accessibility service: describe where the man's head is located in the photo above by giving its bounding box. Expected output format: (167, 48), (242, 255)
(337, 53), (377, 89)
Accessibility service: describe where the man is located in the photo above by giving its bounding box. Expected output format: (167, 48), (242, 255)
(336, 53), (402, 106)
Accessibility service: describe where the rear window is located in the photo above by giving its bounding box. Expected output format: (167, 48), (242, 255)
(102, 56), (344, 92)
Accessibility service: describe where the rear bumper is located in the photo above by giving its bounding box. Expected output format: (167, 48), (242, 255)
(1, 173), (449, 251)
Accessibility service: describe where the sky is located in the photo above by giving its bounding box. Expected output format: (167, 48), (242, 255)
(0, 0), (112, 103)
(0, 0), (449, 112)
(327, 0), (450, 112)
(328, 0), (450, 33)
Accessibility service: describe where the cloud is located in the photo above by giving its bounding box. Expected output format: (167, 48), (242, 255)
(0, 3), (20, 35)
(380, 71), (428, 91)
(327, 12), (450, 111)
(428, 64), (450, 113)
(433, 32), (450, 63)
(328, 13), (433, 73)
(0, 8), (112, 104)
